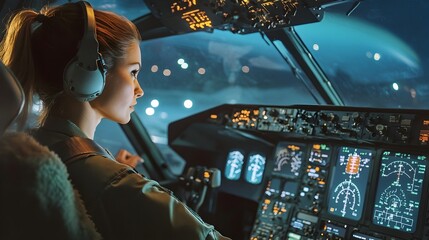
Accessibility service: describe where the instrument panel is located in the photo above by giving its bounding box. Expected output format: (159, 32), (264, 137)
(168, 104), (429, 240)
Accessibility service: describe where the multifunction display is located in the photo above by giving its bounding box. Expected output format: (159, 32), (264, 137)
(245, 152), (266, 184)
(273, 143), (305, 178)
(225, 150), (245, 180)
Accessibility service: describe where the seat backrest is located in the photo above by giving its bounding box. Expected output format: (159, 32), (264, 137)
(0, 60), (101, 239)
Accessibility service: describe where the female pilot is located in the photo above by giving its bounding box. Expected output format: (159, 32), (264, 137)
(0, 2), (229, 240)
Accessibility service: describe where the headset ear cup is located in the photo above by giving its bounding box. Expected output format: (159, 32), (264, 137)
(62, 1), (106, 102)
(63, 57), (105, 102)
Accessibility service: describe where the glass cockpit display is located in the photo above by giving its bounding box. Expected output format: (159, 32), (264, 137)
(372, 151), (427, 233)
(245, 152), (266, 184)
(273, 143), (305, 178)
(225, 150), (245, 180)
(327, 147), (373, 221)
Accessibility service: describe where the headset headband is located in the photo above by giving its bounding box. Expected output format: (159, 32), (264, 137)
(76, 1), (100, 71)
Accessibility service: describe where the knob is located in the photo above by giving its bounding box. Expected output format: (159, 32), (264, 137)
(328, 113), (339, 122)
(375, 124), (387, 135)
(321, 124), (328, 134)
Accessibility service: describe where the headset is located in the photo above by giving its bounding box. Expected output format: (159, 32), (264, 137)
(63, 1), (106, 102)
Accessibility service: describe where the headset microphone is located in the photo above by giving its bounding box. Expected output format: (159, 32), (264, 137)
(63, 1), (106, 102)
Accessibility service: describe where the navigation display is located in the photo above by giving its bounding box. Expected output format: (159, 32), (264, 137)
(327, 147), (373, 220)
(273, 143), (305, 178)
(372, 151), (427, 233)
(225, 150), (244, 180)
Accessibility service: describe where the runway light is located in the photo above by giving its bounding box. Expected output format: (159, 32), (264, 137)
(181, 63), (189, 69)
(145, 107), (155, 116)
(198, 68), (206, 74)
(151, 99), (159, 108)
(242, 65), (250, 73)
(374, 53), (381, 61)
(184, 99), (193, 109)
(151, 65), (158, 73)
(313, 43), (319, 51)
(392, 83), (399, 91)
(163, 69), (171, 76)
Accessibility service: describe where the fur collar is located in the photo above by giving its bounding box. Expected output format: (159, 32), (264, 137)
(0, 132), (101, 239)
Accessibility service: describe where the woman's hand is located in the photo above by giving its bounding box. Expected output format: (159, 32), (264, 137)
(115, 149), (143, 168)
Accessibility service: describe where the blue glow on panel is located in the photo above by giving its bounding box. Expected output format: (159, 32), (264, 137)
(245, 153), (266, 184)
(225, 150), (244, 180)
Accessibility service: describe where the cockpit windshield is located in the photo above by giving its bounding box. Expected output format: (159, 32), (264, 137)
(47, 0), (429, 143)
(138, 30), (320, 143)
(295, 0), (429, 109)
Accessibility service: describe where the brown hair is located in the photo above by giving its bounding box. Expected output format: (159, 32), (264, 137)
(0, 2), (141, 129)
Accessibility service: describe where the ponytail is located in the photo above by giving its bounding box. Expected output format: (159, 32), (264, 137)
(0, 10), (39, 130)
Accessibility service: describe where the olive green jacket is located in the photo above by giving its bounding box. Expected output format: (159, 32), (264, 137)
(33, 116), (229, 240)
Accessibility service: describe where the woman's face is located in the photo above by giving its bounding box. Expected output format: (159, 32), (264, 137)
(91, 41), (143, 124)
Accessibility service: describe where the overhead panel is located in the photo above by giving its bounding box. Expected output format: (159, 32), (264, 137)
(144, 0), (342, 34)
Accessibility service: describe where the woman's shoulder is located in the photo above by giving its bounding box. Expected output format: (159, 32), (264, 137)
(67, 153), (137, 188)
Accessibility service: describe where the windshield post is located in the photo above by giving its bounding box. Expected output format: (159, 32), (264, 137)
(265, 27), (344, 106)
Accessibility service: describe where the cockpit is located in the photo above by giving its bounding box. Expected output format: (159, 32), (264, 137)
(1, 0), (428, 239)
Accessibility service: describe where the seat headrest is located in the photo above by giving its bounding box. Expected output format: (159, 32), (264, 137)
(0, 60), (24, 135)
